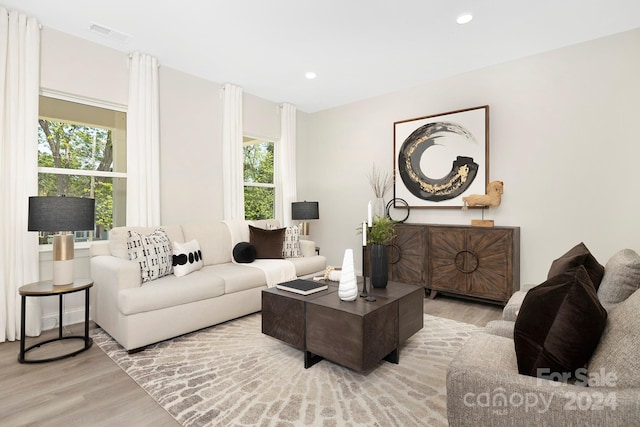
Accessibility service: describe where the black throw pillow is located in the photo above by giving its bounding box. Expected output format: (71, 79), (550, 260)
(547, 242), (604, 290)
(233, 242), (257, 263)
(514, 265), (607, 380)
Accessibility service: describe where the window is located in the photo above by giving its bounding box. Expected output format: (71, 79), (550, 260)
(243, 136), (275, 220)
(37, 95), (127, 244)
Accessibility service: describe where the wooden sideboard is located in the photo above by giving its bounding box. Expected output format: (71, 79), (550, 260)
(388, 223), (520, 305)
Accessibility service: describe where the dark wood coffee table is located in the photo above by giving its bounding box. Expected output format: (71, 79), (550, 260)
(262, 279), (423, 372)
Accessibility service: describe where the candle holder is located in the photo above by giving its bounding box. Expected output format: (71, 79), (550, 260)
(360, 225), (376, 302)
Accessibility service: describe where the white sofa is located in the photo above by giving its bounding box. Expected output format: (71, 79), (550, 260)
(89, 219), (326, 352)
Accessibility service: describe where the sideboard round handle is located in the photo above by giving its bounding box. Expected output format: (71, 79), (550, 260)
(387, 244), (401, 264)
(455, 250), (479, 273)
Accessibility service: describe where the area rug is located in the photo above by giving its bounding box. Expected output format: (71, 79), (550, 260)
(91, 314), (481, 427)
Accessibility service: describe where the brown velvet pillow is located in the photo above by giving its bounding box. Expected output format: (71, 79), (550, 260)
(514, 265), (607, 379)
(547, 242), (604, 290)
(249, 225), (285, 259)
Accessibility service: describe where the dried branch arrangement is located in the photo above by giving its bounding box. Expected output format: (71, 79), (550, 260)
(367, 164), (393, 198)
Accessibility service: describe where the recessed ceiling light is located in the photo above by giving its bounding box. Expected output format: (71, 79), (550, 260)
(305, 72), (317, 80)
(456, 14), (473, 24)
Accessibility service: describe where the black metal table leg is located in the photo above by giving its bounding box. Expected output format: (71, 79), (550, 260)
(58, 294), (63, 338)
(19, 295), (26, 363)
(84, 288), (90, 346)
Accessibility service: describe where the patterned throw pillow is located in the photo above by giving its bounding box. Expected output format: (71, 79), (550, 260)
(282, 224), (302, 258)
(172, 240), (204, 277)
(127, 229), (173, 283)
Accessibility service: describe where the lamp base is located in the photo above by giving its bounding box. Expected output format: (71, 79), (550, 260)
(53, 259), (74, 286)
(52, 234), (75, 286)
(300, 222), (310, 235)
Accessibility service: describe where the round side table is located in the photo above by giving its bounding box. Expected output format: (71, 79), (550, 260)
(18, 279), (93, 364)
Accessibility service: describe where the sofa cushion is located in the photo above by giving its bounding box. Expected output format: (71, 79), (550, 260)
(172, 240), (203, 277)
(117, 269), (225, 315)
(182, 222), (232, 266)
(126, 229), (173, 283)
(249, 225), (285, 259)
(299, 239), (317, 258)
(253, 219), (280, 230)
(502, 290), (527, 322)
(206, 263), (269, 294)
(588, 289), (640, 387)
(547, 242), (605, 290)
(484, 319), (516, 339)
(449, 331), (518, 373)
(282, 225), (302, 258)
(233, 242), (257, 263)
(514, 266), (607, 379)
(286, 255), (327, 277)
(597, 249), (640, 310)
(111, 225), (184, 259)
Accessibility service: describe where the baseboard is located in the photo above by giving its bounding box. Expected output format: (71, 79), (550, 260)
(42, 306), (90, 331)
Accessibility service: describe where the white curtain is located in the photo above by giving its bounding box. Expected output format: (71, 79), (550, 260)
(276, 103), (297, 226)
(126, 52), (160, 226)
(0, 7), (41, 341)
(222, 83), (245, 220)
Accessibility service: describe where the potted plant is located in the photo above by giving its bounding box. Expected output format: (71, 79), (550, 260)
(367, 216), (396, 288)
(367, 216), (397, 245)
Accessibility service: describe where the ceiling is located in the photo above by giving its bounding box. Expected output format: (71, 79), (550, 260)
(4, 0), (640, 113)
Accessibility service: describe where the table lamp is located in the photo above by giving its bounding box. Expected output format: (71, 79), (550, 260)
(291, 201), (319, 235)
(28, 196), (95, 286)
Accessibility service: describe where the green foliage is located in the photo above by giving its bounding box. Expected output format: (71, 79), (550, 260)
(37, 120), (114, 232)
(244, 186), (275, 220)
(94, 180), (113, 229)
(367, 216), (397, 245)
(243, 141), (274, 184)
(243, 141), (275, 220)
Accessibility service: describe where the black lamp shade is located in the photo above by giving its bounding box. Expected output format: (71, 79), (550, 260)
(28, 196), (95, 232)
(291, 201), (319, 220)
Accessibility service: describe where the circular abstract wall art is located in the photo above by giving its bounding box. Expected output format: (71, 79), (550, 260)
(398, 121), (479, 202)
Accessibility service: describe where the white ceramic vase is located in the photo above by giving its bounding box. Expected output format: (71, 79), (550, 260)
(338, 249), (358, 301)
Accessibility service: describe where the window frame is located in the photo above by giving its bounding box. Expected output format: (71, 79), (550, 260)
(243, 135), (277, 220)
(37, 90), (127, 249)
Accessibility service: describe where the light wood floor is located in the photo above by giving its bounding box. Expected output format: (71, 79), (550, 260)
(0, 294), (501, 426)
(423, 292), (503, 327)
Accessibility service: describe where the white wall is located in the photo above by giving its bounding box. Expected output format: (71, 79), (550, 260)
(158, 67), (223, 224)
(298, 27), (640, 286)
(41, 28), (128, 106)
(158, 71), (282, 225)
